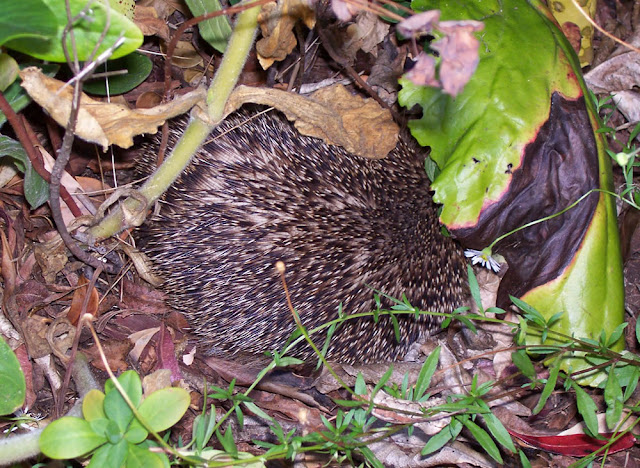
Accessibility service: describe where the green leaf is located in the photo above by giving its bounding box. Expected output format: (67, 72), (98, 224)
(421, 426), (452, 456)
(87, 439), (128, 468)
(83, 389), (106, 421)
(135, 387), (190, 432)
(0, 135), (48, 208)
(466, 265), (483, 314)
(571, 381), (599, 437)
(184, 0), (232, 53)
(623, 366), (640, 402)
(216, 426), (237, 458)
(482, 412), (516, 452)
(414, 346), (439, 401)
(124, 422), (148, 444)
(462, 418), (503, 464)
(354, 372), (367, 396)
(40, 417), (107, 459)
(401, 0), (581, 226)
(607, 323), (627, 348)
(0, 53), (19, 91)
(0, 337), (25, 415)
(401, 0), (623, 386)
(125, 442), (166, 468)
(89, 417), (118, 440)
(4, 0), (142, 62)
(511, 350), (536, 381)
(83, 52), (153, 95)
(533, 363), (559, 415)
(104, 370), (142, 433)
(0, 0), (57, 46)
(604, 366), (623, 430)
(519, 449), (533, 468)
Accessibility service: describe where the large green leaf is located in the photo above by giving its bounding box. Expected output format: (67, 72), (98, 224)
(4, 0), (142, 62)
(40, 417), (107, 459)
(399, 0), (623, 383)
(400, 0), (581, 226)
(0, 337), (25, 415)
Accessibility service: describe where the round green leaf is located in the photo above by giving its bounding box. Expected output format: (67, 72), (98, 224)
(83, 52), (153, 96)
(40, 417), (107, 459)
(87, 438), (128, 468)
(136, 387), (190, 432)
(124, 422), (148, 444)
(0, 337), (25, 415)
(104, 370), (142, 433)
(83, 389), (106, 421)
(4, 0), (142, 62)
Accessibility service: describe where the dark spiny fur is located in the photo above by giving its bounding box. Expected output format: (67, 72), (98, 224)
(137, 109), (468, 363)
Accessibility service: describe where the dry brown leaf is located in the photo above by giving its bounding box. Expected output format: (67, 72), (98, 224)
(164, 41), (203, 68)
(256, 0), (315, 69)
(21, 316), (52, 359)
(0, 229), (16, 296)
(226, 84), (398, 159)
(584, 51), (640, 94)
(33, 236), (67, 284)
(68, 275), (100, 325)
(134, 5), (170, 41)
(19, 67), (205, 150)
(142, 368), (172, 397)
(40, 147), (93, 226)
(136, 91), (163, 109)
(342, 11), (389, 58)
(138, 0), (186, 18)
(129, 327), (160, 362)
(612, 90), (640, 123)
(84, 339), (132, 372)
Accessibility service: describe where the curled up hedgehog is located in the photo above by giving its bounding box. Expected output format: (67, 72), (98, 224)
(137, 108), (469, 363)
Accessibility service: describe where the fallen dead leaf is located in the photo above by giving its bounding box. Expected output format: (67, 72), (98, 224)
(342, 11), (389, 58)
(33, 235), (67, 284)
(585, 51), (640, 94)
(142, 368), (172, 397)
(67, 274), (100, 325)
(256, 0), (315, 69)
(225, 84), (398, 159)
(84, 338), (132, 372)
(19, 67), (205, 150)
(14, 344), (37, 411)
(163, 41), (203, 68)
(612, 90), (640, 123)
(134, 5), (170, 41)
(129, 327), (160, 362)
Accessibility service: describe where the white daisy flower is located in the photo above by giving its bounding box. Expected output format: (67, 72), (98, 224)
(464, 248), (501, 273)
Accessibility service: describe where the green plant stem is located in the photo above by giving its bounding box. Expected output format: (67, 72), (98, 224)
(88, 0), (262, 241)
(206, 0), (260, 121)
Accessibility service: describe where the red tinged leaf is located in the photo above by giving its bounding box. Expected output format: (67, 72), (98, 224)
(509, 429), (635, 456)
(157, 324), (183, 383)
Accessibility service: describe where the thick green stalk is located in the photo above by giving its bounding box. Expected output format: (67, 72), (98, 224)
(88, 1), (262, 240)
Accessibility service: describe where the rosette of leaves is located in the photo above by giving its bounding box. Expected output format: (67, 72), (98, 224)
(39, 370), (190, 467)
(399, 0), (623, 383)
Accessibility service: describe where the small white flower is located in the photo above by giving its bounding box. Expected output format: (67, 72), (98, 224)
(464, 248), (501, 273)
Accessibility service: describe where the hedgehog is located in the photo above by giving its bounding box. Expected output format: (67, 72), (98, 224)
(136, 108), (469, 363)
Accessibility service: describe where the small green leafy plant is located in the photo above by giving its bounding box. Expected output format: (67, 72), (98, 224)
(39, 370), (190, 467)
